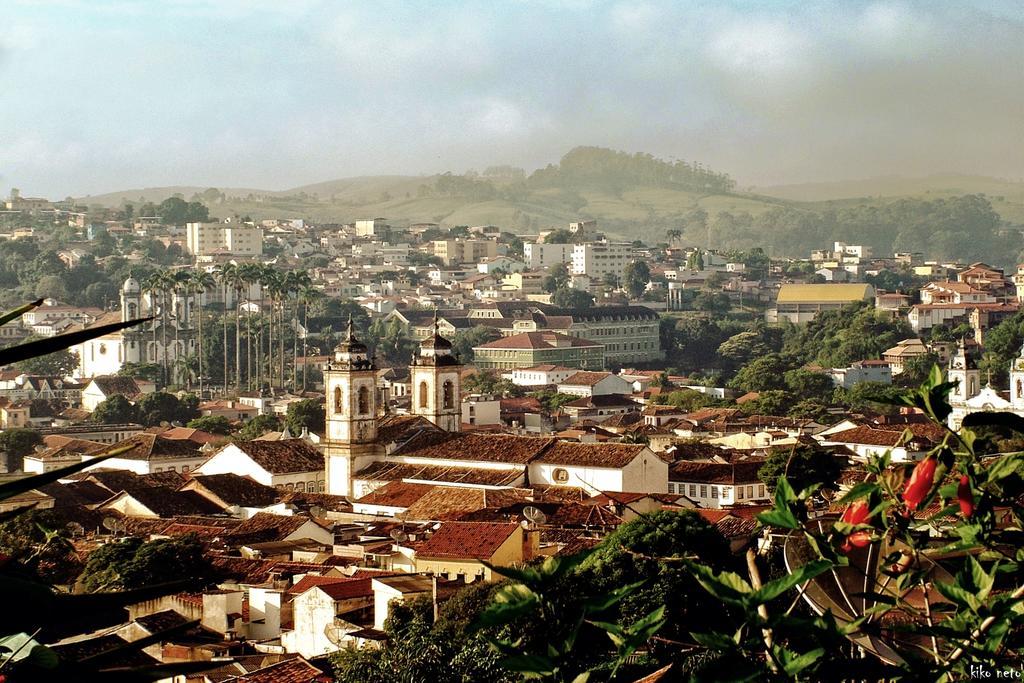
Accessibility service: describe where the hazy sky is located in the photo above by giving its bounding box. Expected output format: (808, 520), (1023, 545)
(3, 0), (1022, 197)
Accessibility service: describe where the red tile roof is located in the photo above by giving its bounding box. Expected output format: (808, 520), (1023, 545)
(355, 481), (434, 508)
(395, 432), (555, 465)
(670, 459), (766, 485)
(223, 440), (325, 474)
(536, 441), (649, 468)
(475, 331), (602, 350)
(416, 521), (519, 560)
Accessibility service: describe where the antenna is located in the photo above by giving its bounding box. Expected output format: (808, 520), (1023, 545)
(309, 505), (325, 519)
(102, 517), (125, 535)
(324, 623), (346, 647)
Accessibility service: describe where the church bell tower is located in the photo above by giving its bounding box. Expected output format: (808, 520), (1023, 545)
(410, 314), (463, 433)
(324, 317), (378, 497)
(947, 337), (980, 404)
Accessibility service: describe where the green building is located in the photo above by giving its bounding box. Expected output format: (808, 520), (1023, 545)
(473, 331), (605, 371)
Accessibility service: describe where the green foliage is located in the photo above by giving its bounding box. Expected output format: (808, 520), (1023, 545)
(759, 444), (843, 494)
(117, 361), (163, 383)
(452, 325), (504, 362)
(14, 344), (78, 377)
(622, 260), (651, 299)
(530, 390), (577, 413)
(781, 301), (912, 368)
(0, 427), (43, 469)
(235, 413), (282, 441)
(464, 370), (524, 397)
(551, 287), (595, 310)
(542, 263), (571, 294)
(78, 534), (215, 592)
(285, 398), (325, 435)
(156, 196), (209, 225)
(135, 392), (200, 427)
(367, 316), (415, 365)
(90, 394), (139, 424)
(186, 415), (232, 435)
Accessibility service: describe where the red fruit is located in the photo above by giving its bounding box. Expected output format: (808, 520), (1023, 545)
(903, 456), (937, 513)
(957, 475), (974, 518)
(840, 531), (872, 553)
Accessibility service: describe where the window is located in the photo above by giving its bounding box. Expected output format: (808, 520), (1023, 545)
(296, 482), (306, 492)
(553, 468), (569, 483)
(333, 386), (342, 414)
(738, 487), (744, 500)
(358, 385), (370, 415)
(442, 380), (454, 409)
(758, 485), (765, 498)
(181, 465), (189, 473)
(710, 486), (718, 498)
(419, 381), (429, 408)
(318, 481), (326, 492)
(748, 485), (754, 498)
(700, 485), (707, 498)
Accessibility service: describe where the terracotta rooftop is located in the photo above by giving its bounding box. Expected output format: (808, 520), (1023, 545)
(376, 414), (444, 445)
(560, 371), (615, 386)
(186, 473), (282, 508)
(404, 486), (531, 522)
(474, 331), (602, 350)
(355, 481), (434, 509)
(416, 521), (519, 560)
(222, 512), (324, 545)
(224, 439), (325, 474)
(355, 461), (524, 487)
(95, 433), (201, 461)
(88, 375), (143, 397)
(535, 441), (649, 468)
(395, 431), (554, 465)
(670, 459), (766, 485)
(223, 656), (325, 683)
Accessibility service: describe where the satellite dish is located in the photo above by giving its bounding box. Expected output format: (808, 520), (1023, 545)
(324, 623), (347, 647)
(390, 529), (408, 543)
(309, 505), (325, 518)
(522, 506), (547, 526)
(101, 517), (119, 532)
(225, 505), (242, 517)
(66, 522), (84, 537)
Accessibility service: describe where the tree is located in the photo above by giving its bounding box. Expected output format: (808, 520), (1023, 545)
(285, 399), (325, 435)
(451, 325), (502, 363)
(783, 368), (836, 400)
(0, 428), (43, 472)
(622, 260), (651, 299)
(693, 290), (730, 313)
(542, 263), (571, 294)
(135, 392), (199, 427)
(717, 331), (773, 371)
(186, 415), (232, 435)
(79, 534), (216, 592)
(117, 362), (162, 383)
(14, 345), (78, 377)
(235, 413), (282, 441)
(89, 395), (139, 424)
(758, 443), (843, 494)
(729, 354), (790, 393)
(551, 287), (594, 310)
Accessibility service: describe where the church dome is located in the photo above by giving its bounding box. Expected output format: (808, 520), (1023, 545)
(122, 276), (141, 294)
(420, 333), (452, 351)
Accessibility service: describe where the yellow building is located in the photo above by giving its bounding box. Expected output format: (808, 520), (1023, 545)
(766, 283), (875, 324)
(413, 521), (524, 581)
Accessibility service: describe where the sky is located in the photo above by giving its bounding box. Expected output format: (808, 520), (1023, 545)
(2, 0), (1023, 198)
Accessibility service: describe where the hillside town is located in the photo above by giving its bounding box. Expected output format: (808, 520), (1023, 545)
(0, 188), (1022, 680)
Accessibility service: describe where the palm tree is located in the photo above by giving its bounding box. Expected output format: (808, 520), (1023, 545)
(300, 285), (322, 392)
(287, 271), (312, 390)
(171, 270), (192, 384)
(262, 269), (284, 389)
(190, 270), (216, 397)
(666, 228), (682, 245)
(172, 354), (198, 392)
(237, 262), (262, 391)
(216, 262), (242, 394)
(142, 273), (163, 385)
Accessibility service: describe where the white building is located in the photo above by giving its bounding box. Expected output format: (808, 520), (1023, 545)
(507, 365), (579, 387)
(194, 440), (326, 491)
(557, 371), (633, 398)
(571, 243), (630, 278)
(523, 243), (573, 269)
(462, 394), (501, 427)
(528, 442), (668, 493)
(355, 218), (389, 237)
(185, 221), (263, 257)
(828, 361), (893, 389)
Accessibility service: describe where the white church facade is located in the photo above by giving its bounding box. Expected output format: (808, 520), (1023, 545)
(947, 339), (1024, 429)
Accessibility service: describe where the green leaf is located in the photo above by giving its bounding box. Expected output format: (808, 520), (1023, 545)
(835, 482), (879, 505)
(750, 560), (831, 605)
(756, 507), (799, 530)
(0, 632), (58, 668)
(934, 581), (981, 613)
(0, 317), (152, 367)
(684, 561), (752, 605)
(0, 299), (43, 328)
(778, 647), (825, 676)
(690, 630), (736, 650)
(774, 477), (797, 507)
(582, 580), (644, 614)
(983, 453), (1024, 484)
(963, 555), (994, 601)
(498, 653), (556, 675)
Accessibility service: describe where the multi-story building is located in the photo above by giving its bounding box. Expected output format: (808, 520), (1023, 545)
(431, 239), (498, 266)
(355, 218), (389, 237)
(766, 283), (875, 324)
(473, 331), (605, 371)
(523, 243), (573, 269)
(571, 242), (630, 278)
(185, 221), (263, 257)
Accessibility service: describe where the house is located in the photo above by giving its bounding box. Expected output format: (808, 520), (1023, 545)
(669, 460), (769, 508)
(23, 438), (108, 474)
(0, 398), (31, 428)
(556, 371), (633, 398)
(560, 394), (641, 422)
(179, 473), (284, 518)
(828, 361), (892, 388)
(220, 512), (335, 546)
(81, 376), (154, 412)
(195, 440), (326, 492)
(372, 575), (434, 630)
(413, 521), (523, 581)
(882, 338), (932, 375)
(508, 365), (579, 388)
(462, 394), (501, 427)
(528, 442), (668, 493)
(98, 486), (225, 518)
(281, 578), (375, 658)
(85, 433), (209, 475)
(819, 424), (941, 463)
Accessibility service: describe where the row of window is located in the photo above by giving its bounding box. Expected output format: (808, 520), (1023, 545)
(667, 482), (767, 500)
(282, 481), (326, 492)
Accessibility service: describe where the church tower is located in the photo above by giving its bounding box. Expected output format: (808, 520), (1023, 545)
(948, 338), (980, 404)
(1010, 343), (1024, 408)
(324, 317), (378, 497)
(120, 275), (141, 323)
(410, 315), (463, 432)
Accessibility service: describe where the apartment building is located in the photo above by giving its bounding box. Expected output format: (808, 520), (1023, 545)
(571, 243), (630, 278)
(431, 239), (498, 266)
(524, 243), (573, 269)
(185, 222), (263, 257)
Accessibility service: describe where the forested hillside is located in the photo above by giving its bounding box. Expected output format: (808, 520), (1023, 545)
(76, 147), (1024, 265)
